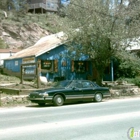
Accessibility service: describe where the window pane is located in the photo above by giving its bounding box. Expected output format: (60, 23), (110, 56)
(82, 82), (93, 88)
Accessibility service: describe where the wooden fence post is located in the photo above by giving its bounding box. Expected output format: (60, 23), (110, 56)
(36, 61), (41, 88)
(20, 65), (23, 84)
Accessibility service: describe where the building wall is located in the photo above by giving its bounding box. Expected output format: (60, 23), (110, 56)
(37, 45), (91, 81)
(4, 59), (22, 72)
(3, 45), (113, 81)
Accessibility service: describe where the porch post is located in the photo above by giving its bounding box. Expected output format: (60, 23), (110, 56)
(111, 59), (114, 82)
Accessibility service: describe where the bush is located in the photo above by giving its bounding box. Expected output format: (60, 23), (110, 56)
(132, 77), (140, 87)
(0, 38), (7, 49)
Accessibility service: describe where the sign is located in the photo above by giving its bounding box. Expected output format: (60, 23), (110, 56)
(42, 60), (52, 69)
(22, 57), (35, 64)
(21, 61), (41, 88)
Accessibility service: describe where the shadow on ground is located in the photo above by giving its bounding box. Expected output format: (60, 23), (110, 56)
(26, 100), (105, 108)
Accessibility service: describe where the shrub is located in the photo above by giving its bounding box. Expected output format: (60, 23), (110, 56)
(0, 39), (7, 49)
(132, 77), (140, 87)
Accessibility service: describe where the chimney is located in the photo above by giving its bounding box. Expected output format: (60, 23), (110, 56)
(10, 50), (12, 56)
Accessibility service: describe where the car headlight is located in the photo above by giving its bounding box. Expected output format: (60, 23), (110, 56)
(39, 92), (48, 97)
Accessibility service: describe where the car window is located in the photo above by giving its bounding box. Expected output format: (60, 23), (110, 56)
(82, 81), (94, 88)
(67, 81), (83, 88)
(54, 80), (72, 88)
(76, 83), (83, 88)
(67, 81), (76, 88)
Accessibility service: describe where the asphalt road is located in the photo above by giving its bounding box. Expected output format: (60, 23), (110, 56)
(0, 98), (140, 140)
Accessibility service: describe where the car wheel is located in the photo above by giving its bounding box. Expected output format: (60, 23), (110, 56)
(38, 103), (45, 106)
(53, 95), (64, 106)
(94, 93), (102, 102)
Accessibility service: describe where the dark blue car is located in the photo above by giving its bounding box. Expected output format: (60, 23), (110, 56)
(27, 80), (111, 106)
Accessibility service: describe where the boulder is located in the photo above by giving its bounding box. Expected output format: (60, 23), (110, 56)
(39, 76), (48, 85)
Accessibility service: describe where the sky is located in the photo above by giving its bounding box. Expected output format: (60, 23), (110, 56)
(61, 0), (70, 5)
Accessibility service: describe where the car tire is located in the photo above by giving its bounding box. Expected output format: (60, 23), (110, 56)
(53, 95), (64, 106)
(38, 103), (45, 106)
(94, 93), (102, 102)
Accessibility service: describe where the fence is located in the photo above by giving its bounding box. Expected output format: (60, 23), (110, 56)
(21, 61), (41, 88)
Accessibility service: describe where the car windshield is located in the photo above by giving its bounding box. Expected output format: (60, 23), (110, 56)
(53, 80), (72, 88)
(93, 82), (100, 87)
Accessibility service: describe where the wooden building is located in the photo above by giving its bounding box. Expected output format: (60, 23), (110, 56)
(3, 32), (113, 81)
(27, 0), (61, 13)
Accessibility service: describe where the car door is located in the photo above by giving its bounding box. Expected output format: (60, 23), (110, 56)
(65, 81), (84, 100)
(82, 81), (96, 99)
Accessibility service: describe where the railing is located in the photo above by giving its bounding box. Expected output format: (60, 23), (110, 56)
(29, 3), (42, 9)
(28, 2), (59, 12)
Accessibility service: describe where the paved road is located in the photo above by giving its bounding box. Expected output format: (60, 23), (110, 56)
(0, 98), (140, 140)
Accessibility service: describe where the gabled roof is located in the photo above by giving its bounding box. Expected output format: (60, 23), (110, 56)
(0, 49), (20, 53)
(5, 32), (66, 60)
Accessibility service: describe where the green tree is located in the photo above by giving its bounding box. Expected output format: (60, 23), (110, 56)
(0, 39), (7, 49)
(0, 0), (8, 10)
(13, 0), (28, 17)
(50, 0), (140, 85)
(0, 0), (14, 11)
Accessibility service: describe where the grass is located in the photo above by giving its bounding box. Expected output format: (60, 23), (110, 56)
(0, 74), (20, 83)
(118, 77), (140, 87)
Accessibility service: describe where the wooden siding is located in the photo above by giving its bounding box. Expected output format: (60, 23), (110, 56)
(3, 45), (113, 81)
(36, 45), (91, 81)
(4, 59), (22, 73)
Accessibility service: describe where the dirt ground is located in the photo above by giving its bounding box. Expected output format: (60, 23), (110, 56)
(0, 74), (50, 107)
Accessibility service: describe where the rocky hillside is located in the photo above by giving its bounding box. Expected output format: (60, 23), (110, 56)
(0, 11), (56, 49)
(0, 22), (50, 49)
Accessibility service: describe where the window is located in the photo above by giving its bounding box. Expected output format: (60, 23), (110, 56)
(68, 81), (83, 88)
(76, 83), (83, 88)
(82, 81), (93, 88)
(41, 60), (58, 73)
(41, 60), (53, 70)
(15, 61), (18, 66)
(104, 63), (110, 74)
(71, 60), (88, 73)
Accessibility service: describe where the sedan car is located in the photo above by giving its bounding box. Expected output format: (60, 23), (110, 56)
(27, 80), (111, 106)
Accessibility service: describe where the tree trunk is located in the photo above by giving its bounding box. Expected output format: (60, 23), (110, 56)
(93, 61), (105, 86)
(96, 70), (103, 86)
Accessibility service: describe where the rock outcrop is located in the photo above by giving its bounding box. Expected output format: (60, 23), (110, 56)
(0, 17), (50, 49)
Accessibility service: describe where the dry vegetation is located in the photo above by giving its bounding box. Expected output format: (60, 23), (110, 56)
(0, 73), (47, 89)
